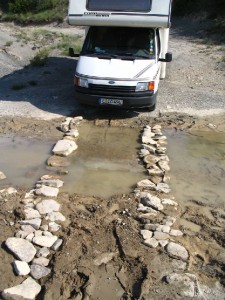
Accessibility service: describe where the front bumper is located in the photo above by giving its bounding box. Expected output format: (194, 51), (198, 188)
(74, 87), (157, 109)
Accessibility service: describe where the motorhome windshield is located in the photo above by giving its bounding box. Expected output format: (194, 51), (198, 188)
(82, 27), (156, 59)
(87, 0), (152, 12)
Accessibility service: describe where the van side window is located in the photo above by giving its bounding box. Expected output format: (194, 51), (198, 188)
(87, 0), (152, 12)
(156, 29), (161, 58)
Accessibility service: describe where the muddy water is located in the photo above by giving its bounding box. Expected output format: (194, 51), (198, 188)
(0, 135), (53, 188)
(63, 124), (144, 198)
(166, 130), (225, 209)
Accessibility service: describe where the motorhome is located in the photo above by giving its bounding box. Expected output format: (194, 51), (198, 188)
(68, 0), (172, 110)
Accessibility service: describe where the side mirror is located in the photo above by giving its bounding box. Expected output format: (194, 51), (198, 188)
(69, 47), (80, 58)
(159, 52), (172, 62)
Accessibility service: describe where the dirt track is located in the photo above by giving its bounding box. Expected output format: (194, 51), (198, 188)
(0, 18), (225, 299)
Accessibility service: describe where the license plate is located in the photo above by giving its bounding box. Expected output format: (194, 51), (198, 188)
(99, 98), (123, 106)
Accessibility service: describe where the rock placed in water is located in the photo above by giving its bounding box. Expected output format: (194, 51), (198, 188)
(5, 238), (36, 263)
(65, 129), (79, 138)
(37, 179), (64, 188)
(158, 160), (170, 172)
(36, 199), (61, 215)
(35, 186), (59, 198)
(47, 155), (70, 167)
(144, 154), (160, 166)
(156, 183), (171, 194)
(2, 277), (41, 300)
(142, 136), (157, 145)
(137, 179), (156, 190)
(52, 139), (78, 156)
(139, 149), (150, 157)
(166, 242), (189, 261)
(0, 171), (6, 180)
(13, 260), (31, 276)
(30, 264), (51, 280)
(162, 198), (178, 206)
(141, 193), (164, 211)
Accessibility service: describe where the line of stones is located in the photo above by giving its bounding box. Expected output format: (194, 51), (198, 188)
(2, 116), (83, 300)
(134, 125), (202, 298)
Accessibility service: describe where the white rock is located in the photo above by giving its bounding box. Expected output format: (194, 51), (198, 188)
(163, 216), (176, 226)
(139, 149), (150, 157)
(158, 160), (170, 172)
(51, 239), (63, 251)
(32, 257), (49, 267)
(170, 229), (183, 237)
(52, 139), (78, 156)
(141, 193), (163, 211)
(93, 252), (115, 266)
(152, 125), (162, 131)
(37, 179), (64, 188)
(65, 129), (79, 138)
(13, 260), (30, 276)
(24, 208), (41, 219)
(147, 165), (164, 176)
(60, 118), (72, 133)
(46, 212), (66, 222)
(137, 203), (158, 214)
(30, 264), (51, 280)
(26, 233), (35, 242)
(166, 242), (189, 261)
(161, 225), (171, 233)
(142, 136), (157, 145)
(49, 222), (61, 232)
(7, 187), (17, 194)
(36, 247), (50, 258)
(33, 236), (58, 248)
(0, 171), (6, 180)
(162, 199), (178, 206)
(137, 179), (156, 189)
(144, 238), (158, 248)
(158, 240), (169, 247)
(40, 225), (49, 231)
(20, 218), (42, 230)
(166, 273), (198, 298)
(34, 230), (43, 237)
(5, 238), (36, 263)
(15, 231), (29, 239)
(141, 230), (153, 240)
(2, 277), (41, 300)
(141, 144), (156, 154)
(36, 199), (61, 215)
(35, 186), (59, 198)
(156, 183), (171, 194)
(142, 130), (155, 138)
(43, 231), (53, 236)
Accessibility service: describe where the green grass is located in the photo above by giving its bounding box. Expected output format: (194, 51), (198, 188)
(54, 33), (83, 56)
(30, 48), (50, 67)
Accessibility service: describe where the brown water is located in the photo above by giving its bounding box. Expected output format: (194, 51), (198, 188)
(166, 130), (225, 209)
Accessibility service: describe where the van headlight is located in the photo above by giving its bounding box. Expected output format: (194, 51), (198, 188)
(75, 77), (89, 88)
(136, 81), (154, 92)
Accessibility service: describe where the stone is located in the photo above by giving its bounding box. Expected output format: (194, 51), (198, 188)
(137, 203), (158, 214)
(0, 171), (6, 180)
(143, 154), (160, 166)
(161, 225), (171, 233)
(139, 211), (158, 220)
(147, 165), (164, 176)
(46, 212), (66, 222)
(30, 264), (51, 280)
(5, 238), (36, 263)
(142, 129), (155, 138)
(165, 273), (198, 298)
(51, 239), (63, 251)
(37, 179), (64, 188)
(43, 231), (53, 236)
(166, 242), (189, 261)
(6, 187), (17, 194)
(172, 259), (187, 271)
(170, 229), (183, 237)
(24, 208), (41, 219)
(65, 129), (79, 138)
(36, 199), (61, 215)
(60, 118), (72, 133)
(13, 260), (31, 276)
(49, 222), (61, 232)
(162, 198), (178, 206)
(47, 155), (70, 167)
(141, 193), (163, 211)
(33, 236), (58, 248)
(163, 216), (176, 226)
(141, 230), (153, 240)
(153, 231), (170, 240)
(93, 252), (115, 266)
(26, 233), (35, 242)
(20, 218), (41, 230)
(15, 231), (29, 239)
(144, 224), (158, 231)
(32, 257), (49, 267)
(2, 277), (41, 300)
(150, 176), (162, 185)
(40, 225), (49, 231)
(35, 186), (59, 198)
(52, 139), (78, 156)
(137, 179), (156, 190)
(34, 230), (43, 237)
(158, 160), (170, 172)
(152, 125), (162, 131)
(139, 149), (150, 157)
(141, 144), (156, 154)
(21, 198), (34, 205)
(144, 238), (158, 248)
(155, 147), (167, 155)
(142, 136), (157, 145)
(156, 183), (171, 194)
(36, 247), (50, 258)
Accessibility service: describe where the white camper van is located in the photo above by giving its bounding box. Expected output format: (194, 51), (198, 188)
(68, 0), (172, 110)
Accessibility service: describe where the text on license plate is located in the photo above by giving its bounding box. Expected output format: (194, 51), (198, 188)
(99, 98), (123, 106)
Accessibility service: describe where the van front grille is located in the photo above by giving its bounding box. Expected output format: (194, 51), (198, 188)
(89, 84), (136, 94)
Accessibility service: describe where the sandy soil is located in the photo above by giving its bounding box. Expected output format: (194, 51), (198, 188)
(0, 17), (225, 299)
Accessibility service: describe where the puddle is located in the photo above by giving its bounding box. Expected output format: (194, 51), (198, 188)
(166, 130), (225, 209)
(0, 125), (145, 198)
(63, 124), (145, 198)
(0, 135), (53, 188)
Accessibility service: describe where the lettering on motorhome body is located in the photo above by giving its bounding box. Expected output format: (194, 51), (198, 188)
(84, 12), (110, 17)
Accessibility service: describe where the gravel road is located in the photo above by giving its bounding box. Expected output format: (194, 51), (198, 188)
(0, 19), (225, 120)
